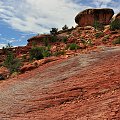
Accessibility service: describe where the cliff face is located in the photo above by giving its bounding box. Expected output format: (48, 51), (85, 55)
(75, 8), (114, 27)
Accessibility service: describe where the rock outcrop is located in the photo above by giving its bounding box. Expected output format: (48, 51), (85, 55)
(116, 12), (120, 20)
(111, 12), (120, 22)
(75, 8), (114, 27)
(0, 67), (9, 79)
(27, 34), (51, 46)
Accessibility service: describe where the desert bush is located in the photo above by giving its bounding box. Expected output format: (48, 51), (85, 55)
(29, 47), (44, 60)
(2, 43), (13, 54)
(50, 28), (58, 35)
(112, 37), (120, 44)
(110, 19), (120, 31)
(81, 39), (93, 47)
(42, 49), (51, 57)
(93, 21), (104, 30)
(80, 38), (86, 45)
(62, 37), (68, 43)
(102, 35), (110, 43)
(67, 43), (80, 50)
(51, 36), (57, 42)
(29, 46), (51, 60)
(62, 25), (68, 30)
(54, 50), (65, 56)
(86, 39), (93, 46)
(43, 38), (49, 46)
(6, 43), (13, 48)
(3, 52), (21, 74)
(95, 32), (104, 38)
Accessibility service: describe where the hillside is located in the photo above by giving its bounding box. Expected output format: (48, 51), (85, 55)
(0, 8), (120, 120)
(0, 46), (120, 119)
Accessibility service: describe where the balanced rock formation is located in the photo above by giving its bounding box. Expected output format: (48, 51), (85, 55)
(75, 8), (114, 27)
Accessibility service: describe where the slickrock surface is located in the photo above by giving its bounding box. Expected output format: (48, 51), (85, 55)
(0, 46), (120, 120)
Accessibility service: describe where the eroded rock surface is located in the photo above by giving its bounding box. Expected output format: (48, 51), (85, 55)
(0, 46), (120, 120)
(75, 8), (114, 27)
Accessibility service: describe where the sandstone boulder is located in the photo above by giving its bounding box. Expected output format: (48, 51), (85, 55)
(75, 8), (114, 27)
(111, 13), (120, 22)
(0, 67), (9, 79)
(116, 12), (120, 20)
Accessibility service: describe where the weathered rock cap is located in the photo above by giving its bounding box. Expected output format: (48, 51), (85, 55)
(75, 8), (114, 27)
(111, 12), (120, 22)
(115, 12), (120, 19)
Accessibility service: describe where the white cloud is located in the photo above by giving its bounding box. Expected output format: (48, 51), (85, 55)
(0, 44), (6, 49)
(92, 0), (119, 13)
(0, 0), (90, 33)
(0, 0), (119, 34)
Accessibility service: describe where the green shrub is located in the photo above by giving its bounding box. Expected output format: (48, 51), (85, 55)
(29, 47), (44, 60)
(81, 38), (86, 45)
(95, 32), (104, 38)
(54, 50), (65, 56)
(62, 25), (68, 30)
(6, 43), (13, 49)
(102, 35), (110, 43)
(4, 52), (21, 74)
(2, 43), (13, 54)
(112, 37), (120, 44)
(51, 36), (57, 42)
(81, 39), (93, 47)
(62, 37), (67, 43)
(110, 19), (120, 31)
(43, 38), (49, 46)
(42, 49), (51, 57)
(29, 46), (51, 60)
(86, 39), (93, 46)
(50, 28), (58, 35)
(67, 43), (80, 50)
(93, 21), (104, 30)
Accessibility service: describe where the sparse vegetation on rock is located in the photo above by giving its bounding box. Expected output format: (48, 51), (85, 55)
(29, 47), (44, 60)
(0, 8), (120, 79)
(3, 52), (21, 74)
(95, 32), (104, 38)
(110, 19), (120, 30)
(50, 28), (58, 35)
(62, 25), (68, 30)
(67, 43), (80, 50)
(112, 37), (120, 44)
(29, 46), (51, 60)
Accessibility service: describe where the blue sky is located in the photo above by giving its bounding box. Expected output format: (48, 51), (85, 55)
(0, 0), (119, 48)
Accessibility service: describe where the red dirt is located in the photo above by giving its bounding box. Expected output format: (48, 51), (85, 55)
(0, 46), (120, 120)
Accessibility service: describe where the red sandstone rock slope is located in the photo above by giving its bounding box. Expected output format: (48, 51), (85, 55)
(0, 46), (120, 120)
